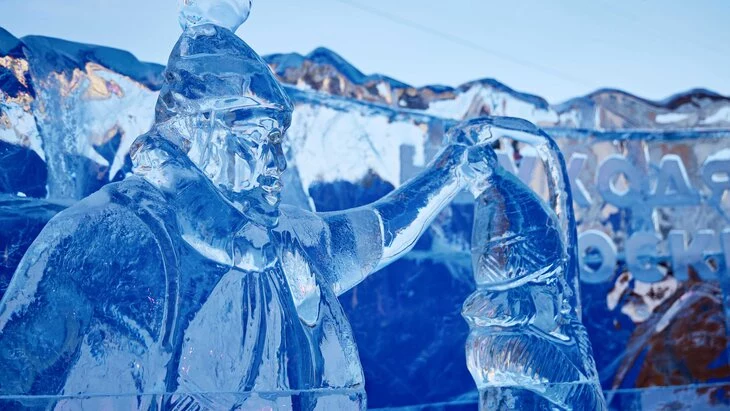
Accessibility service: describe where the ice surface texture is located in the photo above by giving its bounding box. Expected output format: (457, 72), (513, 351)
(0, 2), (491, 409)
(455, 117), (607, 410)
(179, 0), (252, 32)
(4, 23), (730, 408)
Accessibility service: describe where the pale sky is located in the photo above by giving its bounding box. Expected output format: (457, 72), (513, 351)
(1, 0), (728, 103)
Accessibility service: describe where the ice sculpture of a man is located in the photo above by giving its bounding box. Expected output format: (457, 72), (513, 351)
(0, 1), (492, 409)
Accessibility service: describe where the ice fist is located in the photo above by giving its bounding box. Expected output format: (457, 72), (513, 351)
(446, 118), (499, 197)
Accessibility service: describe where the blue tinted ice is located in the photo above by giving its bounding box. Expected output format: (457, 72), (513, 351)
(0, 1), (496, 409)
(454, 118), (606, 410)
(179, 0), (252, 32)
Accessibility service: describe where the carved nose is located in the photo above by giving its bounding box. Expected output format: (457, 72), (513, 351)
(266, 143), (287, 173)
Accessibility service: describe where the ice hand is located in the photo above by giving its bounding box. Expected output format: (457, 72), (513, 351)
(446, 119), (499, 197)
(446, 118), (499, 147)
(458, 143), (497, 197)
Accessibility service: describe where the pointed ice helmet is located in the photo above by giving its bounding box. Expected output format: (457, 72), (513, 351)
(156, 0), (292, 130)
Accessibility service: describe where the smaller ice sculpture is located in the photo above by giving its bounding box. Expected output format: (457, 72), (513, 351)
(0, 1), (495, 409)
(454, 118), (606, 410)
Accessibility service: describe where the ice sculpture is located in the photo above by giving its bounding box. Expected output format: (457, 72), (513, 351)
(178, 0), (252, 32)
(0, 1), (493, 409)
(454, 117), (606, 410)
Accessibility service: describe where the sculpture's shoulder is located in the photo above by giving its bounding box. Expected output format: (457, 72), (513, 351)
(277, 204), (327, 248)
(54, 176), (174, 251)
(11, 177), (178, 298)
(0, 178), (179, 395)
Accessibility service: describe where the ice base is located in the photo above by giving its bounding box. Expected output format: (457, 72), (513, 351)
(480, 383), (604, 410)
(0, 388), (365, 410)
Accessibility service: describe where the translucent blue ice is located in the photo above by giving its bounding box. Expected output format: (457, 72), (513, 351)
(454, 118), (606, 410)
(0, 1), (494, 409)
(179, 0), (252, 32)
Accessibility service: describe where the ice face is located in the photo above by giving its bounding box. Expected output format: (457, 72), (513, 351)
(179, 0), (252, 32)
(152, 14), (292, 214)
(186, 108), (287, 205)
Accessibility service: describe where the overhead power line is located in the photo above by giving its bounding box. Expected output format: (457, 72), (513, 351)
(593, 0), (728, 58)
(332, 0), (593, 88)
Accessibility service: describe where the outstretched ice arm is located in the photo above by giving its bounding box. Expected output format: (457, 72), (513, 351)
(369, 144), (468, 270)
(307, 142), (494, 296)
